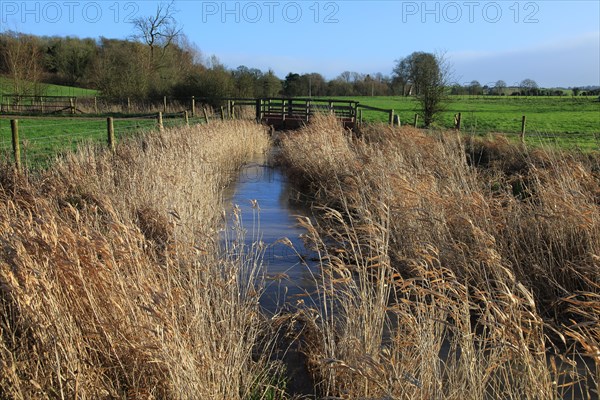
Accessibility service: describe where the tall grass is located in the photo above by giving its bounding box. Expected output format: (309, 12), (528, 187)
(278, 115), (599, 399)
(0, 121), (280, 398)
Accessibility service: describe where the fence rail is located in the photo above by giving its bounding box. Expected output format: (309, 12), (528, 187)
(0, 94), (544, 138)
(0, 110), (213, 171)
(0, 95), (401, 129)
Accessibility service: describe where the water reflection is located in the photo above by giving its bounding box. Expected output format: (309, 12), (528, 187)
(222, 156), (319, 314)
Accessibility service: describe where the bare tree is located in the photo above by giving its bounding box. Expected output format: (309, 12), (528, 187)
(520, 79), (539, 96)
(0, 31), (44, 96)
(131, 1), (182, 68)
(494, 80), (507, 95)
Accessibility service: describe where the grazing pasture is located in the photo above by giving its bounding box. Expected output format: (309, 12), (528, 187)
(0, 114), (202, 168)
(354, 95), (600, 150)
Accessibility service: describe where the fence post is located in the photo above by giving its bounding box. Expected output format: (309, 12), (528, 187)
(220, 106), (225, 121)
(107, 117), (115, 152)
(358, 109), (363, 125)
(414, 113), (419, 128)
(11, 120), (20, 171)
(163, 96), (167, 113)
(184, 110), (189, 126)
(520, 115), (526, 142)
(231, 101), (235, 119)
(393, 114), (400, 126)
(157, 112), (164, 131)
(127, 97), (131, 114)
(69, 97), (75, 114)
(203, 107), (210, 124)
(305, 100), (310, 122)
(191, 96), (196, 117)
(255, 99), (262, 123)
(388, 109), (395, 126)
(455, 112), (462, 130)
(94, 96), (98, 114)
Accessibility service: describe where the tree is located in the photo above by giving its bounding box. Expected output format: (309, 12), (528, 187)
(0, 31), (44, 96)
(283, 73), (304, 97)
(392, 57), (412, 96)
(91, 38), (149, 99)
(469, 80), (482, 96)
(520, 79), (539, 96)
(327, 78), (354, 96)
(394, 52), (451, 127)
(258, 70), (282, 97)
(232, 65), (262, 97)
(131, 1), (182, 68)
(45, 37), (97, 86)
(304, 73), (327, 97)
(494, 80), (507, 95)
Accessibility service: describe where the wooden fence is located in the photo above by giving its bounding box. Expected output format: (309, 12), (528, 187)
(0, 95), (400, 129)
(2, 111), (211, 171)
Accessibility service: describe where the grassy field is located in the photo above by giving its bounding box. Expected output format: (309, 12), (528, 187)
(1, 93), (598, 166)
(0, 76), (99, 97)
(0, 114), (201, 168)
(352, 95), (600, 150)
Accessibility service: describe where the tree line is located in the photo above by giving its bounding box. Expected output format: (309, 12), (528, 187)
(0, 29), (398, 100)
(1, 29), (594, 102)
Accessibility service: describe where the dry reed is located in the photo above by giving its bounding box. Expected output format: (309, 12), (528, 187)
(278, 115), (599, 399)
(0, 121), (280, 399)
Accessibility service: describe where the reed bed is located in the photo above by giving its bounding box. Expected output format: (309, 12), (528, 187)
(278, 115), (599, 399)
(0, 121), (280, 399)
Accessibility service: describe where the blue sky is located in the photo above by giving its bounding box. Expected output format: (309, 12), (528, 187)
(1, 0), (599, 87)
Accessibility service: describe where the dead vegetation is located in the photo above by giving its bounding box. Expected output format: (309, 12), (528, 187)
(278, 115), (599, 399)
(0, 121), (280, 399)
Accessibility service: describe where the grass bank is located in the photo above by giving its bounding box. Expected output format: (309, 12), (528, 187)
(0, 121), (280, 398)
(278, 115), (599, 399)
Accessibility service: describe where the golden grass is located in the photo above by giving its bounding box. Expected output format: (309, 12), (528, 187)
(278, 115), (599, 399)
(0, 121), (278, 399)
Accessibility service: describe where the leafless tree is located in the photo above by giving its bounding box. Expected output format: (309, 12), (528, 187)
(0, 30), (44, 96)
(131, 1), (182, 67)
(494, 80), (507, 95)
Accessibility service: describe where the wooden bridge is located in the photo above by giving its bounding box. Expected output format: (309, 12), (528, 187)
(223, 98), (395, 130)
(256, 98), (359, 129)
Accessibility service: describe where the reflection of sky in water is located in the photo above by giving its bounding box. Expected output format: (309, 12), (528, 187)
(222, 159), (319, 314)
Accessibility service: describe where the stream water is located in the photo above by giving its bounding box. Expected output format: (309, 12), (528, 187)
(222, 153), (319, 314)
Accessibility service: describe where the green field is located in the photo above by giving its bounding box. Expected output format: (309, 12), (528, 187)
(352, 95), (600, 150)
(0, 76), (99, 97)
(1, 94), (599, 168)
(0, 114), (197, 168)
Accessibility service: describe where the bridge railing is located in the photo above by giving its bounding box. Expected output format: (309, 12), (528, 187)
(256, 98), (359, 127)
